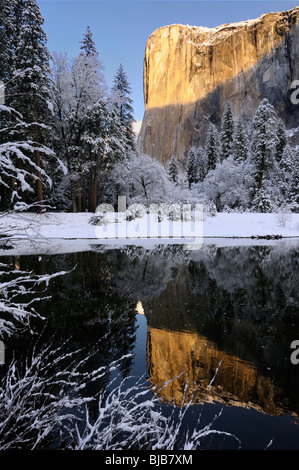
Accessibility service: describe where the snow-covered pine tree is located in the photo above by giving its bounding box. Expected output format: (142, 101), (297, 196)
(205, 123), (219, 172)
(0, 0), (67, 211)
(167, 155), (179, 183)
(8, 0), (52, 133)
(187, 146), (196, 188)
(81, 98), (110, 211)
(250, 98), (277, 191)
(275, 118), (287, 162)
(186, 146), (206, 187)
(97, 104), (129, 209)
(75, 26), (108, 211)
(0, 102), (67, 211)
(106, 105), (129, 163)
(0, 0), (15, 84)
(0, 0), (16, 141)
(0, 0), (25, 136)
(79, 25), (97, 56)
(194, 146), (207, 183)
(251, 187), (273, 213)
(279, 143), (294, 200)
(220, 100), (234, 161)
(3, 0), (54, 211)
(289, 148), (299, 212)
(232, 117), (249, 162)
(112, 64), (135, 151)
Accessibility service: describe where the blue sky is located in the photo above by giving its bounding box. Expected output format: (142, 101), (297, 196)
(38, 1), (299, 122)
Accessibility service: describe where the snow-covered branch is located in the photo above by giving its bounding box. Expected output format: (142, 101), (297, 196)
(73, 367), (240, 450)
(0, 263), (68, 339)
(0, 340), (132, 450)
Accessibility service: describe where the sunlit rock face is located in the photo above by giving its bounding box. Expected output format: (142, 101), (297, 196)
(138, 7), (299, 164)
(146, 327), (285, 415)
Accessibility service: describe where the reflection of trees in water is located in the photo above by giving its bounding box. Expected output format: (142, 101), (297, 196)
(185, 245), (299, 414)
(187, 244), (299, 324)
(186, 245), (299, 354)
(133, 244), (299, 416)
(3, 251), (138, 387)
(92, 244), (188, 301)
(3, 244), (299, 410)
(1, 243), (299, 447)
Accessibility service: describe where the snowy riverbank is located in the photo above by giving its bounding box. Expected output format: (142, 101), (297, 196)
(0, 211), (298, 256)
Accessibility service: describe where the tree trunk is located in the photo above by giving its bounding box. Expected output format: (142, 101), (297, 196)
(34, 94), (43, 213)
(77, 177), (82, 212)
(71, 178), (77, 213)
(258, 155), (265, 190)
(81, 175), (86, 212)
(88, 168), (93, 212)
(92, 163), (98, 212)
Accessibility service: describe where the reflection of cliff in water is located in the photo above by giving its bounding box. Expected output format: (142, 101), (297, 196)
(7, 242), (299, 417)
(146, 327), (290, 416)
(121, 243), (299, 416)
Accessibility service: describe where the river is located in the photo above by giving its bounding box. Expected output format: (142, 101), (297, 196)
(1, 240), (299, 449)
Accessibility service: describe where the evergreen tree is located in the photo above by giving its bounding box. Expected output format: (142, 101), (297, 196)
(250, 98), (277, 190)
(289, 148), (299, 211)
(0, 0), (22, 135)
(102, 105), (129, 207)
(167, 155), (179, 183)
(1, 0), (55, 211)
(280, 144), (294, 174)
(187, 146), (196, 188)
(277, 143), (294, 202)
(0, 0), (15, 84)
(186, 146), (206, 187)
(195, 146), (207, 183)
(251, 188), (273, 213)
(220, 100), (234, 161)
(112, 64), (135, 151)
(232, 118), (249, 162)
(79, 26), (97, 56)
(205, 123), (219, 172)
(0, 103), (65, 210)
(81, 98), (110, 211)
(8, 0), (52, 130)
(275, 119), (287, 162)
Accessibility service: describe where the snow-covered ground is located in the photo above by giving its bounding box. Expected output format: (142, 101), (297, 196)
(0, 211), (298, 256)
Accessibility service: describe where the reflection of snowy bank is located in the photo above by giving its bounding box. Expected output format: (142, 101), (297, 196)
(1, 236), (299, 257)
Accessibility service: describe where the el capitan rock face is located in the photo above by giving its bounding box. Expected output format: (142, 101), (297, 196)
(137, 7), (299, 164)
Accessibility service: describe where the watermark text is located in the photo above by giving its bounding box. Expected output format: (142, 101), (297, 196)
(94, 196), (203, 249)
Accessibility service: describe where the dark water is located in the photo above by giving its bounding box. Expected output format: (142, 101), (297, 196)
(1, 241), (299, 450)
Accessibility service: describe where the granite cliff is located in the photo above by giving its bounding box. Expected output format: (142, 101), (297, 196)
(137, 7), (299, 164)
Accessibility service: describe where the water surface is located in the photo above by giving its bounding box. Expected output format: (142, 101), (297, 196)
(1, 241), (299, 449)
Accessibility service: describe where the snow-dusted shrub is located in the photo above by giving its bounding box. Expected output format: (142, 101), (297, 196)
(275, 205), (292, 227)
(0, 262), (67, 339)
(195, 157), (253, 212)
(290, 202), (299, 213)
(223, 205), (246, 213)
(74, 369), (240, 450)
(0, 341), (240, 450)
(203, 200), (217, 217)
(0, 340), (131, 450)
